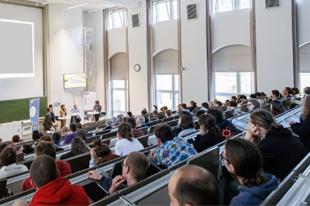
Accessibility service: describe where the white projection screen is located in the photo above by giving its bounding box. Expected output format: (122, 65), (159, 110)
(0, 19), (34, 78)
(0, 3), (43, 101)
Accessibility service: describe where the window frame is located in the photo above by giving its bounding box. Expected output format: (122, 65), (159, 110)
(153, 0), (177, 23)
(108, 9), (127, 30)
(212, 0), (250, 14)
(111, 80), (128, 117)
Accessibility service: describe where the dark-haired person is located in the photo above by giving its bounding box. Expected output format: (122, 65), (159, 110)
(32, 130), (41, 142)
(282, 87), (293, 99)
(188, 101), (198, 112)
(127, 117), (144, 138)
(59, 104), (68, 129)
(115, 123), (144, 156)
(247, 99), (260, 114)
(228, 101), (237, 110)
(0, 142), (8, 153)
(194, 110), (206, 130)
(17, 144), (34, 155)
(290, 96), (310, 151)
(239, 95), (247, 105)
(223, 138), (280, 206)
(270, 100), (286, 117)
(151, 125), (196, 167)
(13, 155), (89, 206)
(261, 92), (268, 102)
(165, 109), (172, 117)
(76, 122), (82, 130)
(63, 123), (77, 144)
(224, 100), (230, 107)
(250, 94), (257, 99)
(291, 87), (302, 106)
(207, 108), (239, 139)
(76, 129), (87, 141)
(53, 132), (63, 147)
(127, 111), (132, 118)
(40, 135), (64, 152)
(0, 146), (28, 178)
(174, 111), (196, 137)
(11, 135), (22, 145)
(231, 96), (237, 102)
(269, 90), (282, 102)
(153, 109), (159, 117)
(22, 141), (72, 190)
(168, 165), (220, 206)
(214, 101), (222, 108)
(89, 139), (120, 167)
(181, 103), (190, 112)
(255, 92), (262, 99)
(60, 137), (90, 160)
(44, 107), (55, 132)
(93, 100), (102, 121)
(156, 113), (164, 120)
(189, 114), (223, 153)
(245, 110), (307, 181)
(201, 102), (209, 111)
(88, 151), (148, 195)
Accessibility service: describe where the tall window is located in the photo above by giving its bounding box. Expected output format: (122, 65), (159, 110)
(212, 0), (250, 14)
(111, 80), (127, 117)
(155, 75), (179, 110)
(153, 0), (177, 23)
(108, 9), (126, 30)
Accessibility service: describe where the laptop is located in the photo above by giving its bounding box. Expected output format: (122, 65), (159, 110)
(83, 182), (108, 202)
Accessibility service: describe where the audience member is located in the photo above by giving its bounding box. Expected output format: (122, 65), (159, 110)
(189, 114), (223, 153)
(32, 130), (41, 142)
(61, 126), (70, 136)
(168, 165), (220, 206)
(14, 155), (89, 206)
(76, 129), (87, 141)
(40, 135), (63, 152)
(115, 123), (144, 156)
(247, 99), (260, 114)
(127, 117), (144, 138)
(188, 101), (197, 112)
(174, 111), (196, 137)
(63, 123), (77, 144)
(213, 99), (219, 104)
(151, 124), (196, 167)
(207, 108), (239, 139)
(89, 139), (120, 167)
(239, 95), (247, 105)
(201, 102), (209, 111)
(156, 113), (164, 120)
(258, 99), (264, 107)
(231, 96), (237, 102)
(214, 101), (222, 107)
(0, 142), (8, 153)
(111, 117), (117, 126)
(53, 133), (62, 147)
(18, 144), (33, 155)
(290, 96), (310, 151)
(260, 92), (268, 102)
(103, 119), (113, 131)
(22, 141), (72, 190)
(0, 146), (28, 178)
(116, 114), (123, 125)
(160, 107), (164, 113)
(76, 122), (82, 130)
(291, 87), (302, 105)
(153, 109), (159, 117)
(269, 90), (281, 101)
(224, 100), (230, 106)
(165, 110), (172, 117)
(88, 151), (148, 195)
(282, 87), (293, 99)
(60, 137), (90, 160)
(136, 116), (148, 129)
(270, 100), (286, 117)
(250, 94), (257, 99)
(11, 135), (22, 145)
(228, 101), (237, 110)
(245, 110), (307, 180)
(255, 92), (262, 99)
(127, 112), (132, 118)
(223, 138), (280, 206)
(181, 103), (190, 112)
(208, 101), (215, 108)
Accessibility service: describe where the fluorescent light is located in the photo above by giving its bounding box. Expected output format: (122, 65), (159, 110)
(67, 3), (88, 10)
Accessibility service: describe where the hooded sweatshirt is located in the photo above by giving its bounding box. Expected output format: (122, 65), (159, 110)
(28, 177), (89, 206)
(258, 127), (308, 181)
(23, 161), (72, 190)
(0, 163), (28, 179)
(216, 120), (240, 139)
(230, 173), (280, 206)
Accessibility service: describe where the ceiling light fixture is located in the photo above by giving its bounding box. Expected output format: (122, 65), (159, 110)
(67, 3), (88, 10)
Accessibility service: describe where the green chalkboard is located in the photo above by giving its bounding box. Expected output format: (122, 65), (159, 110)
(0, 96), (47, 124)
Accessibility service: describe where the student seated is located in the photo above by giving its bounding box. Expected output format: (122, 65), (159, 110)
(23, 141), (72, 190)
(40, 135), (64, 152)
(207, 108), (239, 139)
(60, 137), (90, 160)
(231, 96), (237, 102)
(270, 100), (286, 117)
(32, 130), (41, 142)
(194, 110), (206, 130)
(156, 113), (164, 120)
(245, 110), (308, 180)
(89, 139), (120, 168)
(136, 116), (149, 129)
(261, 92), (268, 102)
(0, 146), (28, 178)
(291, 87), (302, 105)
(250, 94), (257, 99)
(0, 142), (8, 153)
(127, 117), (144, 138)
(165, 109), (172, 117)
(255, 92), (262, 99)
(76, 129), (87, 141)
(290, 96), (310, 151)
(239, 95), (248, 105)
(151, 124), (197, 167)
(201, 102), (209, 111)
(224, 100), (230, 106)
(61, 126), (70, 136)
(228, 101), (237, 110)
(214, 101), (222, 107)
(173, 111), (196, 137)
(189, 114), (223, 153)
(282, 87), (293, 99)
(63, 123), (77, 144)
(223, 138), (280, 206)
(188, 101), (198, 112)
(13, 155), (89, 206)
(88, 151), (148, 195)
(168, 165), (220, 206)
(247, 99), (260, 114)
(76, 122), (82, 130)
(181, 103), (190, 112)
(127, 111), (132, 118)
(115, 123), (144, 156)
(11, 135), (22, 145)
(17, 144), (34, 155)
(53, 132), (63, 147)
(269, 90), (282, 102)
(153, 109), (159, 117)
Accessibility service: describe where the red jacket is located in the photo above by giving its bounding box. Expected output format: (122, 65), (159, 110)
(23, 161), (72, 190)
(28, 177), (89, 206)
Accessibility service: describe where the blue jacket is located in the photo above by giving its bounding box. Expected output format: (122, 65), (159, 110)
(230, 173), (280, 206)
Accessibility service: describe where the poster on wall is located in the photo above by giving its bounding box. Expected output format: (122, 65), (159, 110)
(83, 91), (96, 123)
(30, 98), (39, 131)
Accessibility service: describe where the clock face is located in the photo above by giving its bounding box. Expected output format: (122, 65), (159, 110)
(134, 64), (141, 72)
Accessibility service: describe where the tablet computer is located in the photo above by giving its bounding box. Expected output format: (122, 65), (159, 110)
(83, 182), (108, 202)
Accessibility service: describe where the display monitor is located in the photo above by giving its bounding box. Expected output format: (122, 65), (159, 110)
(63, 73), (86, 88)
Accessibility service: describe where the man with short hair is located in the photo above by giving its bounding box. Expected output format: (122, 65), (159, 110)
(49, 104), (56, 123)
(22, 141), (72, 190)
(76, 129), (87, 141)
(201, 102), (209, 111)
(127, 112), (132, 118)
(44, 108), (55, 132)
(181, 104), (190, 112)
(14, 155), (89, 206)
(165, 110), (172, 117)
(239, 95), (248, 105)
(104, 119), (113, 130)
(0, 146), (28, 178)
(63, 123), (77, 144)
(250, 94), (257, 99)
(136, 116), (148, 129)
(127, 117), (144, 138)
(156, 113), (164, 120)
(116, 114), (123, 125)
(88, 151), (149, 195)
(168, 165), (220, 206)
(283, 87), (293, 99)
(71, 104), (81, 124)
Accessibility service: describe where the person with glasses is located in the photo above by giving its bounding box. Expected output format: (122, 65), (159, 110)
(222, 138), (280, 206)
(88, 151), (149, 195)
(246, 99), (260, 114)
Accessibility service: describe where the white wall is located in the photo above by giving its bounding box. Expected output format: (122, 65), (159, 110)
(298, 0), (310, 46)
(0, 3), (43, 101)
(153, 20), (178, 54)
(49, 5), (84, 117)
(181, 0), (208, 104)
(255, 0), (294, 93)
(108, 27), (127, 58)
(127, 1), (149, 114)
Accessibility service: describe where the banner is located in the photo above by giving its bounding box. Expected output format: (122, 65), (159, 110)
(30, 98), (40, 131)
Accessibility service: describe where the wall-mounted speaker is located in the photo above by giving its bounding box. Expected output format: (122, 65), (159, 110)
(266, 0), (279, 8)
(187, 4), (197, 20)
(132, 14), (140, 28)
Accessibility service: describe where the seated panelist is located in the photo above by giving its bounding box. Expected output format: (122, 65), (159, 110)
(71, 104), (81, 124)
(60, 104), (68, 128)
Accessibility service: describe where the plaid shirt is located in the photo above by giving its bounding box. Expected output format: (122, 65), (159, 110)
(153, 136), (197, 167)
